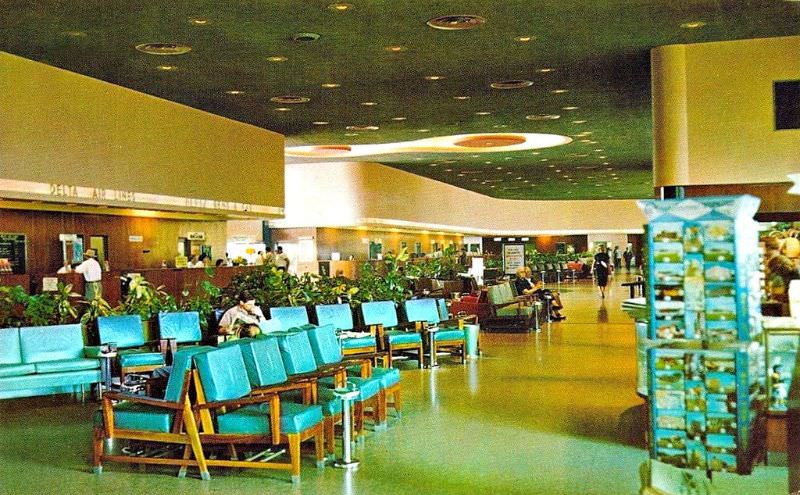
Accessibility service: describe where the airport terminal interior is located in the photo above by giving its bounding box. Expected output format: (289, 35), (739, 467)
(0, 2), (799, 494)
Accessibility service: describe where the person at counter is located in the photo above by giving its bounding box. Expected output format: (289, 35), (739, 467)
(274, 246), (289, 271)
(218, 292), (265, 338)
(57, 261), (73, 274)
(75, 249), (102, 299)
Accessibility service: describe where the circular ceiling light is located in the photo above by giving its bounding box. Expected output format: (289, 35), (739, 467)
(360, 101), (377, 106)
(537, 68), (554, 73)
(572, 120), (588, 124)
(514, 35), (535, 42)
(418, 129), (431, 133)
(135, 42), (192, 55)
(526, 114), (560, 121)
(312, 121), (330, 125)
(189, 17), (211, 26)
(274, 107), (291, 112)
(267, 56), (288, 62)
(321, 83), (341, 88)
(680, 21), (706, 29)
(156, 65), (178, 71)
(62, 30), (87, 37)
(327, 3), (353, 11)
(562, 106), (579, 110)
(426, 15), (486, 30)
(346, 125), (379, 131)
(453, 135), (527, 148)
(270, 95), (311, 104)
(424, 75), (446, 81)
(453, 95), (471, 100)
(475, 111), (491, 115)
(490, 80), (533, 89)
(551, 89), (568, 94)
(384, 45), (407, 52)
(292, 32), (320, 42)
(224, 90), (244, 95)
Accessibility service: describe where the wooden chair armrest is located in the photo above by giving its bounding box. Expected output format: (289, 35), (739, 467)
(196, 393), (277, 410)
(253, 382), (311, 395)
(103, 391), (184, 410)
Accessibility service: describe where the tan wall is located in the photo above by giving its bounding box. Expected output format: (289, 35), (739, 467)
(652, 36), (800, 187)
(0, 52), (285, 213)
(277, 161), (646, 235)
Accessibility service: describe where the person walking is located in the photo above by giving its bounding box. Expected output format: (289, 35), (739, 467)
(593, 245), (611, 299)
(613, 246), (621, 271)
(623, 247), (633, 272)
(75, 249), (103, 300)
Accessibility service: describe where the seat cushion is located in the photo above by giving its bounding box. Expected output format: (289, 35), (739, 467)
(218, 402), (323, 435)
(0, 369), (100, 391)
(341, 336), (376, 350)
(113, 402), (174, 433)
(496, 304), (533, 317)
(385, 330), (421, 345)
(0, 328), (22, 365)
(434, 329), (466, 342)
(118, 350), (165, 368)
(0, 363), (36, 378)
(34, 358), (99, 374)
(371, 367), (400, 388)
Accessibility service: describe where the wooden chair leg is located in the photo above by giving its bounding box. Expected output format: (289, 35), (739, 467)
(354, 401), (364, 436)
(418, 343), (424, 368)
(377, 390), (387, 425)
(92, 426), (104, 474)
(288, 433), (301, 484)
(177, 445), (192, 478)
(387, 345), (393, 368)
(183, 402), (210, 480)
(314, 426), (325, 468)
(325, 416), (335, 457)
(394, 387), (402, 415)
(461, 343), (466, 364)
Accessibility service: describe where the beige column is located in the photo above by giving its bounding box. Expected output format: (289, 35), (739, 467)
(651, 44), (689, 188)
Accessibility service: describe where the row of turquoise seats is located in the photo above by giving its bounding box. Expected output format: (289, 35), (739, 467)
(0, 324), (100, 399)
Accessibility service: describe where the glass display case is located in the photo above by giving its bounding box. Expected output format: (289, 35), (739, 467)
(763, 318), (800, 414)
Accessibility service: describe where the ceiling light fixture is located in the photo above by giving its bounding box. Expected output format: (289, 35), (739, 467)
(189, 18), (210, 25)
(572, 120), (588, 124)
(384, 45), (407, 52)
(312, 121), (330, 125)
(292, 32), (320, 42)
(62, 31), (87, 37)
(270, 95), (311, 104)
(321, 83), (341, 88)
(551, 89), (568, 94)
(537, 68), (554, 73)
(526, 114), (560, 121)
(562, 106), (578, 110)
(361, 101), (377, 106)
(514, 35), (535, 42)
(680, 21), (707, 29)
(135, 42), (192, 55)
(274, 107), (291, 112)
(426, 15), (486, 31)
(224, 90), (244, 95)
(475, 111), (491, 115)
(267, 56), (288, 62)
(327, 3), (354, 11)
(453, 96), (471, 100)
(346, 125), (379, 131)
(490, 80), (533, 89)
(391, 117), (407, 121)
(156, 65), (178, 71)
(424, 75), (445, 81)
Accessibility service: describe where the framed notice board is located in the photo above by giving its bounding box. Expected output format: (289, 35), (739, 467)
(0, 233), (27, 274)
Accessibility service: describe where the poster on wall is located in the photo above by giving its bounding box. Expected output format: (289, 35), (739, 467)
(503, 243), (525, 275)
(0, 233), (26, 274)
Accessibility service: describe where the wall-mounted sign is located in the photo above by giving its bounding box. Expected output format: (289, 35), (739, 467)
(187, 232), (206, 241)
(503, 243), (525, 275)
(128, 235), (143, 243)
(0, 233), (26, 274)
(42, 277), (58, 292)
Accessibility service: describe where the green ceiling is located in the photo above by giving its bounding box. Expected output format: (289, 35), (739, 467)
(1, 1), (798, 200)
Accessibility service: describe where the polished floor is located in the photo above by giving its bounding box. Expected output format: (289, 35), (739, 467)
(0, 274), (788, 494)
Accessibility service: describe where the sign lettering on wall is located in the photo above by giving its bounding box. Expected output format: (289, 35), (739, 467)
(187, 232), (206, 241)
(503, 243), (525, 275)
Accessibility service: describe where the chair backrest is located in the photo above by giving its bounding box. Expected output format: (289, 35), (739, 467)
(225, 337), (288, 388)
(315, 303), (354, 331)
(436, 299), (449, 321)
(193, 345), (252, 402)
(98, 314), (144, 348)
(158, 311), (202, 344)
(0, 328), (21, 365)
(304, 324), (343, 366)
(163, 346), (214, 402)
(269, 306), (310, 331)
(258, 318), (282, 334)
(501, 283), (515, 303)
(487, 284), (506, 305)
(361, 301), (399, 328)
(404, 298), (441, 325)
(19, 324), (84, 363)
(275, 331), (318, 375)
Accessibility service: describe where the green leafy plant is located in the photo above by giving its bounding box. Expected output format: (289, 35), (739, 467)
(53, 282), (80, 324)
(22, 292), (58, 326)
(180, 280), (221, 332)
(0, 285), (29, 328)
(80, 295), (114, 345)
(120, 275), (171, 321)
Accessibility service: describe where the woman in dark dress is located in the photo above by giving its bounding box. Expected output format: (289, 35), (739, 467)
(593, 245), (611, 298)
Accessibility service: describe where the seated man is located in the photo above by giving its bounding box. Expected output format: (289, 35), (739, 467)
(218, 292), (265, 339)
(515, 267), (565, 321)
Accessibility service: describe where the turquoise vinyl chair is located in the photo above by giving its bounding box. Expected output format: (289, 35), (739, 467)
(93, 346), (213, 479)
(314, 303), (377, 355)
(98, 315), (165, 380)
(361, 300), (423, 368)
(157, 311), (203, 362)
(403, 298), (466, 365)
(305, 324), (401, 429)
(269, 306), (311, 332)
(193, 345), (325, 483)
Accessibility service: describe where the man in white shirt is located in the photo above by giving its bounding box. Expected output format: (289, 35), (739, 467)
(218, 293), (266, 338)
(75, 249), (103, 299)
(274, 246), (290, 272)
(56, 261), (73, 274)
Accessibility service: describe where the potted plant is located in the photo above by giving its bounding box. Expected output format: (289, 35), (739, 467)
(119, 275), (171, 340)
(80, 295), (114, 345)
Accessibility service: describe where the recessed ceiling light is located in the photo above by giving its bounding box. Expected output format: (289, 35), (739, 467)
(189, 17), (211, 26)
(328, 2), (353, 11)
(292, 32), (320, 42)
(475, 111), (491, 116)
(426, 15), (486, 31)
(551, 89), (568, 94)
(384, 45), (407, 52)
(555, 169), (562, 172)
(526, 114), (560, 121)
(135, 42), (192, 55)
(445, 168), (453, 172)
(312, 121), (330, 125)
(579, 139), (592, 143)
(540, 159), (549, 162)
(321, 83), (341, 88)
(532, 152), (540, 155)
(417, 129), (430, 133)
(572, 120), (588, 124)
(458, 173), (465, 177)
(344, 132), (359, 136)
(537, 68), (554, 73)
(424, 75), (445, 81)
(453, 96), (471, 100)
(345, 125), (379, 131)
(680, 21), (707, 29)
(391, 116), (407, 121)
(599, 155), (607, 159)
(224, 90), (245, 95)
(492, 124), (508, 129)
(562, 106), (578, 110)
(62, 30), (87, 38)
(594, 149), (604, 152)
(514, 35), (535, 42)
(156, 65), (178, 71)
(361, 101), (377, 106)
(274, 107), (291, 112)
(491, 80), (533, 89)
(429, 163), (438, 167)
(267, 56), (288, 62)
(270, 95), (311, 104)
